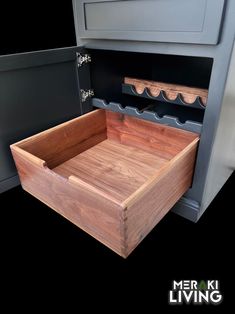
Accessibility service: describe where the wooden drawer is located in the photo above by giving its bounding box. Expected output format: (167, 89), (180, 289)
(11, 109), (199, 257)
(73, 0), (225, 44)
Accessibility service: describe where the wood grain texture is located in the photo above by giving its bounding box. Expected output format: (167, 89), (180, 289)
(17, 109), (107, 168)
(11, 109), (199, 258)
(123, 139), (199, 256)
(53, 139), (167, 204)
(106, 110), (199, 160)
(10, 145), (126, 256)
(124, 77), (208, 105)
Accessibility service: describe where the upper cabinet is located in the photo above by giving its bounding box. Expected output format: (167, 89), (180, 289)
(73, 0), (225, 45)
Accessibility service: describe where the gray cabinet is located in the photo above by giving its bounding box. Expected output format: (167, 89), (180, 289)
(1, 0), (235, 226)
(74, 0), (225, 44)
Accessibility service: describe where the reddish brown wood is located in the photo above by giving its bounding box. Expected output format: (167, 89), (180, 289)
(124, 77), (208, 105)
(124, 143), (198, 254)
(18, 109), (107, 168)
(53, 139), (167, 204)
(106, 110), (198, 160)
(11, 109), (199, 258)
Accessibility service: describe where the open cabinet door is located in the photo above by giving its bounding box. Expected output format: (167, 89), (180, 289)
(0, 47), (90, 193)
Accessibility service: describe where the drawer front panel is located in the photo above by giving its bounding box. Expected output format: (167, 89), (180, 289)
(74, 0), (225, 44)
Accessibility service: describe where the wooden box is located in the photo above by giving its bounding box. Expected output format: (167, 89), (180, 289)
(11, 109), (199, 257)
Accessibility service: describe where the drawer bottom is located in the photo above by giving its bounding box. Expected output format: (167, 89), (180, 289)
(53, 139), (167, 204)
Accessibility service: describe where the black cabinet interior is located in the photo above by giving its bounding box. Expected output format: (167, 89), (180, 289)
(90, 49), (213, 124)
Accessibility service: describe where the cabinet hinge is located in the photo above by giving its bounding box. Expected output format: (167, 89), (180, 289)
(80, 89), (94, 102)
(77, 53), (91, 68)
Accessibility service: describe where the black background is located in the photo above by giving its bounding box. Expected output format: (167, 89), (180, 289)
(0, 1), (233, 312)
